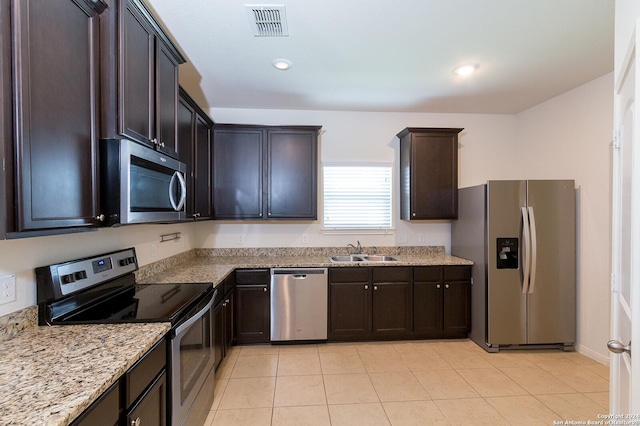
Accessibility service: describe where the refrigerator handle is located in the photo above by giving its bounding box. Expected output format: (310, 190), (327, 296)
(521, 207), (531, 294)
(528, 206), (538, 293)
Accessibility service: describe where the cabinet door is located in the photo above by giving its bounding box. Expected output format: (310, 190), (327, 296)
(267, 129), (318, 219)
(155, 38), (179, 158)
(126, 371), (167, 426)
(413, 266), (444, 336)
(194, 113), (212, 218)
(224, 290), (235, 351)
(413, 282), (443, 336)
(235, 285), (270, 344)
(121, 0), (154, 147)
(12, 0), (103, 231)
(399, 128), (462, 220)
(212, 128), (263, 219)
(328, 268), (372, 340)
(443, 281), (471, 337)
(442, 266), (471, 337)
(372, 267), (412, 337)
(213, 300), (224, 370)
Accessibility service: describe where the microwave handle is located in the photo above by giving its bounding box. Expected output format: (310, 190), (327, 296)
(169, 171), (187, 212)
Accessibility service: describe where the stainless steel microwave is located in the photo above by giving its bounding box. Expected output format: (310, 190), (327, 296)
(99, 139), (187, 225)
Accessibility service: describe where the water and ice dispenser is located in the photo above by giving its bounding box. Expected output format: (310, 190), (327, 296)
(496, 238), (519, 269)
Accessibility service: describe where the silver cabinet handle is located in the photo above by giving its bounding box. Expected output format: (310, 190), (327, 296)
(608, 340), (631, 355)
(131, 417), (141, 426)
(364, 285), (368, 290)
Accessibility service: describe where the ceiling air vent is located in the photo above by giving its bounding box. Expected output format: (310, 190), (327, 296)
(245, 4), (289, 37)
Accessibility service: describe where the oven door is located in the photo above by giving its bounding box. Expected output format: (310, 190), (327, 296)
(170, 291), (216, 426)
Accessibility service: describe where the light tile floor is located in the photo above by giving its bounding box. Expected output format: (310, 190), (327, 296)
(204, 340), (609, 426)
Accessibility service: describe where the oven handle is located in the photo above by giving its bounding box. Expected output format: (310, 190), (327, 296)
(173, 290), (216, 336)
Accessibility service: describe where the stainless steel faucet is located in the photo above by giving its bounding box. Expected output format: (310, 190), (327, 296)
(348, 241), (362, 254)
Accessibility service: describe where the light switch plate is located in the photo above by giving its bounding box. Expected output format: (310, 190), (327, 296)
(0, 274), (16, 306)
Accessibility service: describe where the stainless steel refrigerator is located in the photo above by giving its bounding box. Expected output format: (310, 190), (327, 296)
(451, 180), (576, 352)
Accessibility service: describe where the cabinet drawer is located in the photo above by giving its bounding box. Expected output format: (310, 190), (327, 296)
(329, 267), (370, 283)
(443, 266), (472, 281)
(126, 338), (167, 407)
(414, 266), (443, 282)
(236, 269), (270, 285)
(372, 267), (412, 282)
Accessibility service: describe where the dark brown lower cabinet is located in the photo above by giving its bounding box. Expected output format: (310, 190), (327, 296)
(214, 286), (235, 370)
(235, 269), (270, 344)
(126, 371), (166, 426)
(414, 266), (471, 338)
(329, 268), (371, 340)
(372, 267), (413, 337)
(330, 265), (471, 342)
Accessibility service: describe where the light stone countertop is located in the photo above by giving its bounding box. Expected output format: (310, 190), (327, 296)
(137, 250), (474, 285)
(0, 321), (170, 426)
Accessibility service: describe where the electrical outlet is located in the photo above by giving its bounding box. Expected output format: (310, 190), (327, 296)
(302, 233), (309, 244)
(237, 235), (244, 245)
(418, 233), (426, 243)
(0, 274), (16, 306)
(398, 233), (408, 244)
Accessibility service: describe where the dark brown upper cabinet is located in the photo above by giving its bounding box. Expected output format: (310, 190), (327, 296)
(0, 0), (12, 238)
(100, 0), (185, 159)
(7, 0), (107, 234)
(398, 127), (463, 220)
(177, 87), (214, 220)
(212, 124), (321, 220)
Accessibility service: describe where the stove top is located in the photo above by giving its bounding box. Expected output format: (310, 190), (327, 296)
(36, 248), (214, 326)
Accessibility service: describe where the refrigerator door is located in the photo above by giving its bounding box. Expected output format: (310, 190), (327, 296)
(486, 180), (527, 345)
(526, 180), (576, 344)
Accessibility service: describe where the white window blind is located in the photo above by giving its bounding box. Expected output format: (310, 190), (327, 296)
(323, 164), (392, 230)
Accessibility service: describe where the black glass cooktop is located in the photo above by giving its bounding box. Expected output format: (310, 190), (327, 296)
(47, 281), (214, 325)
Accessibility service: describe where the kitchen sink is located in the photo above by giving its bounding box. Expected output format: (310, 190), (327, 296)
(328, 255), (365, 263)
(361, 255), (400, 262)
(328, 254), (401, 263)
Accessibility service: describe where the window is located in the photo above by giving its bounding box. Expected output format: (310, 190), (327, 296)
(323, 163), (393, 231)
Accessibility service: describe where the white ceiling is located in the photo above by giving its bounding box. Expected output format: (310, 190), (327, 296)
(145, 0), (614, 114)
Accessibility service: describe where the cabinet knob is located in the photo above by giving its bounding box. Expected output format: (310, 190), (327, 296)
(445, 284), (450, 289)
(225, 298), (230, 304)
(131, 418), (141, 426)
(193, 213), (201, 218)
(263, 287), (267, 292)
(374, 286), (378, 291)
(364, 285), (369, 290)
(151, 138), (158, 145)
(95, 214), (105, 222)
(412, 212), (416, 217)
(160, 141), (165, 147)
(436, 284), (441, 289)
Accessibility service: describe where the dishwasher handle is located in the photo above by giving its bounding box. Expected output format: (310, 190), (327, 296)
(271, 268), (328, 276)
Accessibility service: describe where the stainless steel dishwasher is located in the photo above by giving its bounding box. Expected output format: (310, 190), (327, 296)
(270, 268), (328, 342)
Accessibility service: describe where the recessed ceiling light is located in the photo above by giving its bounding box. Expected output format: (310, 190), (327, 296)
(453, 64), (478, 76)
(272, 58), (292, 70)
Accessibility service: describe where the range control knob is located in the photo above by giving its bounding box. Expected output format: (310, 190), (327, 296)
(73, 270), (87, 280)
(119, 258), (130, 266)
(61, 274), (76, 284)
